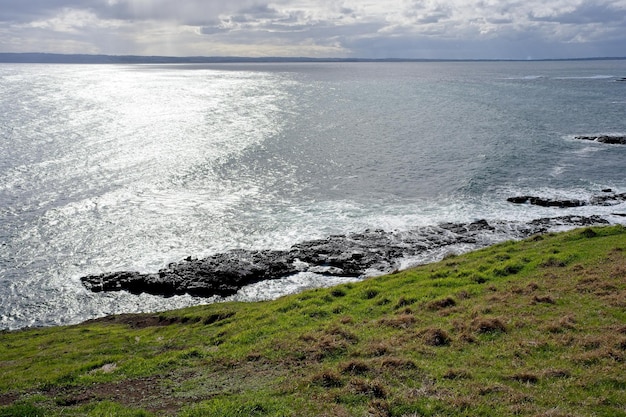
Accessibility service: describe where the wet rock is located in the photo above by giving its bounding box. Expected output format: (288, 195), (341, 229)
(440, 219), (495, 233)
(84, 271), (147, 293)
(508, 192), (626, 208)
(590, 192), (626, 206)
(506, 196), (585, 208)
(82, 250), (299, 298)
(81, 216), (612, 298)
(574, 135), (626, 145)
(527, 215), (609, 233)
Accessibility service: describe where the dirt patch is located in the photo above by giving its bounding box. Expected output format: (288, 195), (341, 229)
(419, 328), (452, 346)
(378, 313), (416, 329)
(83, 313), (185, 329)
(510, 373), (539, 384)
(443, 369), (472, 380)
(311, 370), (344, 388)
(427, 297), (457, 311)
(532, 295), (556, 304)
(379, 357), (418, 371)
(471, 317), (507, 334)
(340, 360), (371, 376)
(48, 376), (178, 412)
(0, 392), (19, 406)
(299, 326), (359, 361)
(83, 311), (235, 329)
(349, 378), (387, 399)
(603, 289), (626, 308)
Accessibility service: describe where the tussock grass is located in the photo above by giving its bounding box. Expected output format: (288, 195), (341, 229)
(1, 225), (625, 416)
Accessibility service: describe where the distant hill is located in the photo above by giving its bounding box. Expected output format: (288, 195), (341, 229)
(1, 52), (625, 64)
(0, 53), (415, 64)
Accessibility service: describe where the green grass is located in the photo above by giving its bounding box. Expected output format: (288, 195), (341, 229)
(1, 225), (625, 416)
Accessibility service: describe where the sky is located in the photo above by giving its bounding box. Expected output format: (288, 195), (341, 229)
(0, 0), (625, 60)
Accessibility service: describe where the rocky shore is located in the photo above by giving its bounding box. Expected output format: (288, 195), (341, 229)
(81, 215), (610, 298)
(507, 190), (626, 208)
(574, 135), (626, 145)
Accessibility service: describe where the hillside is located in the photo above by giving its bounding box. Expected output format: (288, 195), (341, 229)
(1, 225), (625, 416)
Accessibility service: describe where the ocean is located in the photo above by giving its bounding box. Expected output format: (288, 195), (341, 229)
(1, 60), (625, 330)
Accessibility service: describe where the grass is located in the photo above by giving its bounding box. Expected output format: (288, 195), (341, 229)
(1, 225), (625, 416)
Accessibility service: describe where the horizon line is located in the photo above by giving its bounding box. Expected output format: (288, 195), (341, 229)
(1, 52), (626, 64)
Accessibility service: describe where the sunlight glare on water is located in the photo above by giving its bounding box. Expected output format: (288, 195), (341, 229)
(1, 64), (292, 328)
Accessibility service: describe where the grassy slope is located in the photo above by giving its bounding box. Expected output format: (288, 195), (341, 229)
(1, 226), (625, 417)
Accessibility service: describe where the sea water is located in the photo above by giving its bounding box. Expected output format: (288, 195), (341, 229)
(1, 60), (625, 330)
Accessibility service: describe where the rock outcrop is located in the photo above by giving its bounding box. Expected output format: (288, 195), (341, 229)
(506, 196), (585, 208)
(507, 191), (626, 208)
(574, 135), (626, 145)
(81, 216), (610, 298)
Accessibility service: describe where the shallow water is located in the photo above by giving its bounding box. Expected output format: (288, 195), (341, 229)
(1, 60), (625, 329)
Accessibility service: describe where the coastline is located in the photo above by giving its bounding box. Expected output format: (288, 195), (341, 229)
(2, 60), (626, 331)
(80, 214), (612, 300)
(1, 224), (624, 416)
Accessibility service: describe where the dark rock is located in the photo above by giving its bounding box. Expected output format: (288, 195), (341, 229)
(506, 196), (585, 208)
(528, 215), (609, 231)
(590, 192), (626, 206)
(440, 219), (495, 233)
(574, 135), (626, 145)
(82, 250), (299, 298)
(508, 192), (626, 208)
(506, 196), (530, 204)
(81, 215), (612, 299)
(82, 271), (146, 293)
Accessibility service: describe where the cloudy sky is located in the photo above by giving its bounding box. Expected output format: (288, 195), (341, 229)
(0, 0), (625, 59)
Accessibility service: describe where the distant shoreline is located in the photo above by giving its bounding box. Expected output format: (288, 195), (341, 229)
(1, 52), (626, 64)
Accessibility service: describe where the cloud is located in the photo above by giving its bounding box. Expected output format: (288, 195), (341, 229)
(529, 1), (626, 24)
(0, 0), (625, 58)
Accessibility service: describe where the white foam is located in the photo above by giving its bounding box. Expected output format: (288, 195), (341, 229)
(554, 75), (616, 80)
(501, 75), (545, 80)
(227, 273), (360, 302)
